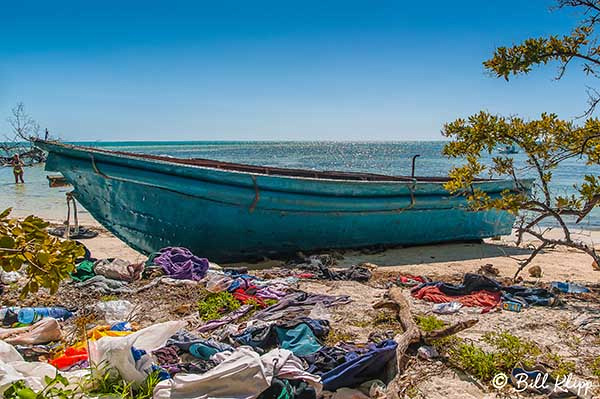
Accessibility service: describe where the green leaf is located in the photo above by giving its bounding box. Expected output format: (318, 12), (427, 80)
(0, 208), (12, 219)
(0, 235), (15, 249)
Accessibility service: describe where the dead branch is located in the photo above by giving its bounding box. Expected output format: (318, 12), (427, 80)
(423, 319), (479, 343)
(374, 287), (479, 398)
(1, 103), (46, 165)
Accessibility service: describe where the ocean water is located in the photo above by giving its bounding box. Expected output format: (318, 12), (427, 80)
(1, 141), (599, 228)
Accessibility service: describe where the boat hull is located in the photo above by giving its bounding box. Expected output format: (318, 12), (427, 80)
(39, 142), (518, 262)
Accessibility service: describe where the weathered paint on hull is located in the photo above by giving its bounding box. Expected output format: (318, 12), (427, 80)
(39, 142), (518, 262)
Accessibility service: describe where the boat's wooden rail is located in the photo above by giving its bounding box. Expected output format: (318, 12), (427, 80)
(35, 140), (490, 183)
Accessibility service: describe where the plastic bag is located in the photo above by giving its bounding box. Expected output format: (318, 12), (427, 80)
(0, 271), (21, 284)
(205, 273), (232, 293)
(88, 320), (185, 384)
(96, 300), (135, 323)
(432, 301), (463, 314)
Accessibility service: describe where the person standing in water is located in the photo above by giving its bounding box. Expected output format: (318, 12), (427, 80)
(11, 154), (24, 184)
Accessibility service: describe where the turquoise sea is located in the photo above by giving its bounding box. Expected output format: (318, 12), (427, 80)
(1, 141), (599, 228)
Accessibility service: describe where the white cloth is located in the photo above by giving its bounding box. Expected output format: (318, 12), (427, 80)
(154, 346), (322, 399)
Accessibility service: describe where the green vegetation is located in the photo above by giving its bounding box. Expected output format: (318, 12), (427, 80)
(0, 208), (84, 298)
(481, 331), (541, 370)
(197, 291), (241, 321)
(324, 329), (356, 346)
(414, 314), (446, 332)
(3, 369), (162, 399)
(86, 369), (161, 399)
(484, 1), (600, 117)
(3, 375), (73, 399)
(590, 357), (600, 380)
(544, 353), (576, 380)
(443, 0), (600, 278)
(415, 314), (462, 353)
(448, 331), (541, 383)
(450, 343), (498, 382)
(443, 112), (600, 278)
(373, 310), (400, 326)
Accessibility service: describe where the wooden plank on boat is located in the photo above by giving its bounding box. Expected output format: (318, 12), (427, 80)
(46, 174), (70, 188)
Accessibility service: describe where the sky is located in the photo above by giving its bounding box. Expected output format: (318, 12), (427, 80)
(0, 0), (592, 141)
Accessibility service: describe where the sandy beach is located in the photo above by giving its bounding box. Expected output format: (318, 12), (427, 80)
(19, 217), (597, 398)
(78, 217), (600, 283)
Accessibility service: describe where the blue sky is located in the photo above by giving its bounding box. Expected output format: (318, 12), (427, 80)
(0, 0), (590, 141)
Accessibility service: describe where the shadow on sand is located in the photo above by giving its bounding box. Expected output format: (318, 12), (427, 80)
(337, 241), (534, 268)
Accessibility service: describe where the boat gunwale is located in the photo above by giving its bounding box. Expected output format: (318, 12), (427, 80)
(35, 139), (502, 186)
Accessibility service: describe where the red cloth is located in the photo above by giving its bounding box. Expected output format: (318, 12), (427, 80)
(398, 274), (427, 286)
(412, 285), (501, 310)
(233, 288), (267, 308)
(50, 347), (88, 370)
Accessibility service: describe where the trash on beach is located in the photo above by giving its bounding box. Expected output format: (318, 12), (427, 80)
(89, 320), (185, 385)
(290, 254), (372, 282)
(93, 258), (144, 282)
(5, 241), (576, 399)
(70, 259), (95, 282)
(550, 281), (590, 294)
(0, 270), (22, 284)
(417, 345), (439, 360)
(501, 301), (523, 312)
(96, 300), (135, 323)
(0, 318), (62, 345)
(47, 226), (98, 239)
(148, 247), (209, 281)
(528, 265), (542, 278)
(432, 301), (463, 314)
(576, 315), (600, 334)
(411, 273), (558, 311)
(17, 307), (73, 325)
(204, 272), (233, 293)
(393, 274), (428, 287)
(0, 307), (19, 326)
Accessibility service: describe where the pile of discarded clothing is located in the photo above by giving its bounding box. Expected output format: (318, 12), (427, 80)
(289, 254), (373, 282)
(69, 246), (212, 294)
(411, 273), (559, 313)
(0, 246), (398, 399)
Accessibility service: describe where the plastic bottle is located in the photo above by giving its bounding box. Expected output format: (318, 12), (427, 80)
(17, 307), (73, 324)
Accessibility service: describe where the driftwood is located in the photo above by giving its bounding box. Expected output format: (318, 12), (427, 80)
(0, 147), (46, 166)
(374, 287), (478, 399)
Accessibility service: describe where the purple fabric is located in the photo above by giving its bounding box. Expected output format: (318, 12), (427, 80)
(256, 286), (288, 300)
(153, 247), (209, 281)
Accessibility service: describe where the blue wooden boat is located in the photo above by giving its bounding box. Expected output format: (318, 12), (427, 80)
(36, 140), (520, 262)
